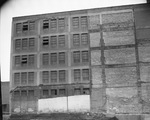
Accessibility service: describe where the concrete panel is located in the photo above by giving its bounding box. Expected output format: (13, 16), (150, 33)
(21, 100), (27, 113)
(138, 46), (150, 62)
(91, 50), (101, 65)
(140, 66), (150, 82)
(103, 30), (135, 46)
(106, 87), (142, 114)
(88, 15), (100, 29)
(136, 29), (150, 39)
(104, 47), (136, 64)
(68, 95), (90, 112)
(102, 11), (133, 24)
(12, 100), (21, 113)
(105, 67), (137, 87)
(38, 97), (67, 113)
(27, 100), (37, 113)
(90, 32), (101, 47)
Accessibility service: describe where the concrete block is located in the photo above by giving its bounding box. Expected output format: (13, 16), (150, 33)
(138, 46), (150, 62)
(90, 32), (101, 47)
(91, 50), (101, 65)
(140, 66), (150, 82)
(136, 29), (150, 39)
(88, 15), (100, 29)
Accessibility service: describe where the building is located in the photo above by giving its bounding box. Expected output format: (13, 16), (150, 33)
(10, 3), (150, 116)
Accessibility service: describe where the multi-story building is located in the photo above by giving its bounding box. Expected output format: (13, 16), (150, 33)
(10, 3), (150, 116)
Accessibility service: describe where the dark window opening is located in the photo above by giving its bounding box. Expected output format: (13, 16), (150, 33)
(83, 88), (90, 95)
(43, 20), (49, 29)
(51, 89), (57, 96)
(51, 71), (57, 83)
(22, 22), (28, 31)
(21, 90), (27, 97)
(43, 37), (49, 47)
(21, 55), (27, 66)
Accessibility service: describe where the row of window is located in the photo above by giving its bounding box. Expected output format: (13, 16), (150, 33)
(13, 90), (35, 98)
(73, 51), (89, 63)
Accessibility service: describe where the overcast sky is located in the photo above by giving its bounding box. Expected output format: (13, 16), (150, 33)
(0, 0), (146, 81)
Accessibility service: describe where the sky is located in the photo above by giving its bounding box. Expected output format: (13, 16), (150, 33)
(0, 0), (146, 82)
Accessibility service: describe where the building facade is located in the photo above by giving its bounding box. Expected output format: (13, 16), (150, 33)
(10, 3), (150, 115)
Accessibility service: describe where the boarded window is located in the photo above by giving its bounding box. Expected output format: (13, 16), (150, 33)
(72, 17), (79, 28)
(15, 56), (20, 66)
(73, 51), (80, 63)
(42, 53), (49, 65)
(22, 22), (28, 31)
(73, 34), (80, 46)
(82, 51), (89, 62)
(58, 18), (65, 29)
(42, 71), (49, 83)
(43, 20), (49, 29)
(51, 89), (57, 96)
(59, 52), (65, 64)
(51, 53), (57, 65)
(43, 89), (49, 96)
(50, 19), (57, 29)
(16, 23), (22, 33)
(51, 71), (57, 83)
(14, 73), (20, 85)
(58, 35), (65, 47)
(21, 55), (27, 66)
(74, 69), (81, 82)
(21, 72), (27, 85)
(29, 21), (35, 31)
(50, 36), (57, 48)
(43, 36), (49, 47)
(15, 39), (21, 50)
(83, 88), (90, 94)
(29, 38), (35, 49)
(59, 70), (66, 82)
(82, 69), (89, 81)
(22, 38), (28, 50)
(74, 88), (81, 95)
(28, 72), (34, 84)
(81, 33), (88, 45)
(59, 89), (66, 96)
(28, 54), (34, 65)
(81, 16), (88, 28)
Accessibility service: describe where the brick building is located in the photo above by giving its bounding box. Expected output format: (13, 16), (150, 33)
(10, 3), (150, 116)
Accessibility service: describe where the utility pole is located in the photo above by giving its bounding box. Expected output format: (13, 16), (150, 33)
(0, 71), (2, 120)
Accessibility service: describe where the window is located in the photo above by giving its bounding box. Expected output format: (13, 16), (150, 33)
(83, 88), (90, 94)
(58, 18), (65, 29)
(81, 33), (88, 45)
(73, 51), (80, 63)
(42, 53), (49, 65)
(16, 23), (22, 33)
(72, 17), (79, 28)
(58, 35), (65, 47)
(74, 69), (81, 82)
(43, 89), (49, 96)
(14, 73), (20, 85)
(21, 72), (27, 85)
(51, 71), (57, 83)
(82, 69), (89, 81)
(22, 38), (28, 50)
(51, 53), (57, 65)
(28, 90), (34, 98)
(81, 16), (88, 28)
(29, 38), (35, 49)
(43, 20), (49, 29)
(22, 22), (28, 31)
(51, 89), (57, 96)
(74, 88), (81, 95)
(28, 72), (34, 84)
(28, 55), (34, 65)
(59, 52), (65, 64)
(42, 71), (49, 83)
(21, 55), (27, 66)
(43, 36), (49, 47)
(73, 34), (80, 46)
(21, 90), (27, 97)
(59, 89), (65, 96)
(50, 36), (57, 48)
(29, 21), (35, 31)
(59, 70), (66, 82)
(15, 39), (21, 50)
(15, 56), (20, 66)
(82, 51), (89, 62)
(50, 19), (57, 29)
(14, 91), (20, 98)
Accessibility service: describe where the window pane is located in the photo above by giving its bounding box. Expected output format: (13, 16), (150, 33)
(50, 19), (57, 29)
(28, 72), (34, 84)
(83, 88), (90, 94)
(43, 36), (49, 47)
(21, 90), (27, 97)
(21, 72), (27, 85)
(43, 20), (49, 29)
(81, 16), (88, 28)
(21, 55), (27, 66)
(22, 38), (28, 50)
(51, 53), (57, 65)
(29, 38), (35, 49)
(74, 88), (81, 95)
(15, 56), (20, 66)
(28, 55), (34, 66)
(14, 91), (20, 98)
(74, 69), (81, 82)
(29, 21), (35, 31)
(81, 33), (88, 45)
(51, 71), (57, 83)
(16, 23), (22, 33)
(15, 39), (21, 50)
(51, 89), (57, 96)
(14, 73), (20, 85)
(59, 89), (66, 96)
(43, 89), (49, 96)
(59, 52), (65, 64)
(42, 53), (49, 65)
(58, 35), (65, 47)
(73, 51), (80, 63)
(58, 18), (65, 29)
(72, 17), (79, 28)
(50, 36), (57, 48)
(82, 51), (89, 62)
(73, 34), (80, 46)
(22, 22), (28, 31)
(28, 90), (34, 98)
(42, 71), (49, 83)
(59, 70), (66, 82)
(82, 69), (89, 81)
